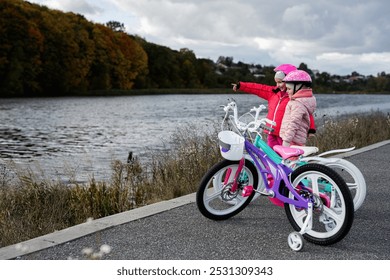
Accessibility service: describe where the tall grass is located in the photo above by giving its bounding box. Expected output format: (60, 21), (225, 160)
(0, 125), (220, 247)
(1, 112), (389, 247)
(307, 110), (390, 150)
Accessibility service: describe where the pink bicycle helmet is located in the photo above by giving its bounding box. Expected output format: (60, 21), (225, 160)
(283, 70), (312, 84)
(283, 70), (312, 94)
(274, 64), (297, 75)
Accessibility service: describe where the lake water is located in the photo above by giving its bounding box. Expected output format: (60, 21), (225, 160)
(1, 93), (390, 182)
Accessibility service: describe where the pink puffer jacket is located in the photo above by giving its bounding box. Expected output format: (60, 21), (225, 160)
(280, 88), (316, 145)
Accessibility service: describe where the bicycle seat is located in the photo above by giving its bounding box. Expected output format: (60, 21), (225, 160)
(273, 145), (304, 159)
(290, 145), (319, 156)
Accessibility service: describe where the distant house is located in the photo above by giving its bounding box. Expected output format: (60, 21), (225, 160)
(215, 63), (228, 75)
(249, 66), (265, 78)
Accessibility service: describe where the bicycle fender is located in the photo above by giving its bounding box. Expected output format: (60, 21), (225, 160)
(301, 156), (342, 164)
(318, 147), (355, 157)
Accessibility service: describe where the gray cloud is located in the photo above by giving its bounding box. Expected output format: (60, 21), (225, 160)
(38, 0), (103, 16)
(27, 0), (390, 75)
(62, 0), (102, 15)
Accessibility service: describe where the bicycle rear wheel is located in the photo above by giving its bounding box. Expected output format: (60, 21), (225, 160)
(196, 159), (259, 220)
(284, 163), (354, 246)
(323, 159), (366, 211)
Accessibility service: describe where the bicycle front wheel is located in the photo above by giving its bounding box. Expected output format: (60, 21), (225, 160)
(196, 159), (259, 220)
(284, 163), (354, 246)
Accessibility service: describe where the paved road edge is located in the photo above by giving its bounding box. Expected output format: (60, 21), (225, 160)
(0, 193), (196, 259)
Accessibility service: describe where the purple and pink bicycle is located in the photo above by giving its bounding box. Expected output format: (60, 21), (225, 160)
(196, 100), (354, 251)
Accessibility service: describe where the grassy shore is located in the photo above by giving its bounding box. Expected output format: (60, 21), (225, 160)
(1, 111), (389, 247)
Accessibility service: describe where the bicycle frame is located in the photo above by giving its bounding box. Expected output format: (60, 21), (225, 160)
(239, 137), (310, 209)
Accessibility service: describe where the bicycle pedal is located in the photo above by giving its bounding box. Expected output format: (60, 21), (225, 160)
(242, 185), (254, 197)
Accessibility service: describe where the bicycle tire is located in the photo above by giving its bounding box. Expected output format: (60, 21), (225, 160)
(196, 159), (259, 220)
(322, 159), (366, 211)
(283, 163), (354, 246)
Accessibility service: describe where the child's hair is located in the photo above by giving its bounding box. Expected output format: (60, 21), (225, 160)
(274, 71), (286, 80)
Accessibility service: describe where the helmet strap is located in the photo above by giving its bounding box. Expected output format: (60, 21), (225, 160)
(293, 83), (304, 94)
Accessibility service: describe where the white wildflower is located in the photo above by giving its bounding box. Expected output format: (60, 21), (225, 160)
(100, 244), (112, 254)
(81, 247), (94, 256)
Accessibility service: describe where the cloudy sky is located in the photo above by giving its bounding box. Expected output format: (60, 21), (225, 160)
(26, 0), (390, 76)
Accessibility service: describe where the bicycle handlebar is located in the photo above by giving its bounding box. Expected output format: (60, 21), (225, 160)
(222, 100), (276, 133)
(259, 123), (274, 133)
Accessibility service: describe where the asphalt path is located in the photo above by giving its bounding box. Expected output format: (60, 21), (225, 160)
(4, 141), (390, 260)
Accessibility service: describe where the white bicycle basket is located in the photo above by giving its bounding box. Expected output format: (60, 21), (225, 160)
(218, 131), (245, 160)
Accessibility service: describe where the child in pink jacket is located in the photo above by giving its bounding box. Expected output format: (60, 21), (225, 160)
(232, 64), (298, 148)
(280, 70), (316, 147)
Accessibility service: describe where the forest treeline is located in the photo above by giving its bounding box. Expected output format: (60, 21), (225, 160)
(1, 0), (390, 97)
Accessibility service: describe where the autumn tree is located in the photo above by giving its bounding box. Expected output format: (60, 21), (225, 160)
(0, 0), (147, 95)
(105, 21), (125, 32)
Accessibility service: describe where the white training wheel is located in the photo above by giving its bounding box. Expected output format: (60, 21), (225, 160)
(288, 231), (304, 251)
